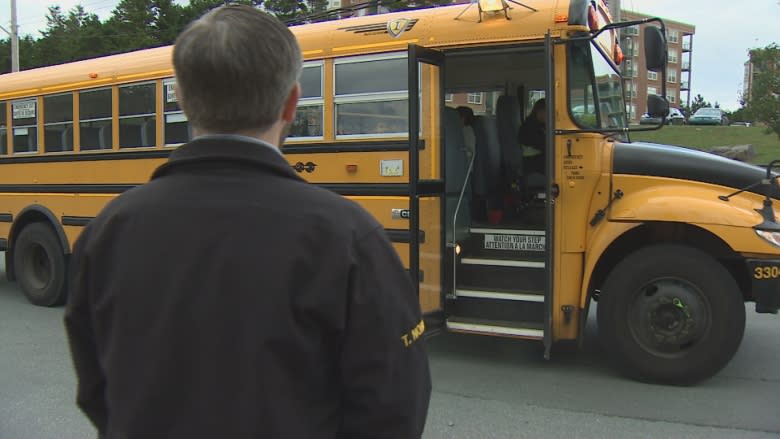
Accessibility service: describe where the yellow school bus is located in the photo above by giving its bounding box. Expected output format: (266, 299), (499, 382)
(0, 0), (778, 385)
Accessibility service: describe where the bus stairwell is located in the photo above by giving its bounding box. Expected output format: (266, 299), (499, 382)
(446, 225), (547, 340)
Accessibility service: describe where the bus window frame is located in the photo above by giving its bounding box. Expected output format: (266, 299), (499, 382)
(565, 39), (629, 136)
(42, 91), (75, 154)
(162, 77), (190, 147)
(287, 60), (325, 142)
(0, 101), (7, 155)
(78, 86), (114, 152)
(11, 97), (39, 155)
(558, 17), (669, 136)
(333, 51), (410, 140)
(118, 80), (158, 149)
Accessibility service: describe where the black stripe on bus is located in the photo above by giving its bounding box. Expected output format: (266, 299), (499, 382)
(0, 213), (13, 222)
(0, 150), (172, 164)
(0, 184), (138, 194)
(319, 184), (410, 196)
(385, 228), (426, 244)
(0, 238), (7, 251)
(62, 216), (94, 226)
(283, 141), (411, 154)
(0, 140), (424, 163)
(318, 182), (444, 197)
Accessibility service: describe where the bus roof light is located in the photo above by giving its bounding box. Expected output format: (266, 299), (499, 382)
(88, 73), (98, 79)
(456, 0), (537, 23)
(478, 0), (505, 13)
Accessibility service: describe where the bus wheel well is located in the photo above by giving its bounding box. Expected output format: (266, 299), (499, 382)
(588, 222), (749, 304)
(7, 207), (69, 282)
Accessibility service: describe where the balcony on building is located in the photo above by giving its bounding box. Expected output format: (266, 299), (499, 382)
(682, 61), (690, 71)
(680, 81), (689, 91)
(682, 36), (692, 52)
(621, 26), (639, 37)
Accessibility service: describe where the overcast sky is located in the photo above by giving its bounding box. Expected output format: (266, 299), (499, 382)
(1, 0), (778, 111)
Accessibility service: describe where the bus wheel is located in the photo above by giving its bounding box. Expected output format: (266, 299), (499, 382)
(13, 223), (68, 307)
(597, 244), (745, 385)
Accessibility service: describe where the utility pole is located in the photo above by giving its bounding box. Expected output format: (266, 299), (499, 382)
(608, 0), (620, 22)
(0, 0), (19, 72)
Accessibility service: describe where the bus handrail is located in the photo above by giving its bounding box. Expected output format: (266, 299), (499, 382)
(451, 151), (476, 295)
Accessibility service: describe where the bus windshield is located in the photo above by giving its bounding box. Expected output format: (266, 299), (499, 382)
(568, 40), (628, 132)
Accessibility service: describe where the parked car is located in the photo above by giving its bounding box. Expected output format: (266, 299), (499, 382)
(666, 107), (686, 125)
(688, 107), (729, 125)
(639, 112), (662, 125)
(639, 107), (686, 125)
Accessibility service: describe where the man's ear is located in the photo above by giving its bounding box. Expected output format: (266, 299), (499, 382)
(281, 82), (301, 123)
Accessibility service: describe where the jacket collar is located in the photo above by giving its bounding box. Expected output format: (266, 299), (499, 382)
(151, 137), (304, 182)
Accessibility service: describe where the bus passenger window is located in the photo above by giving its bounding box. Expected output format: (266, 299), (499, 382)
(79, 88), (113, 151)
(11, 99), (38, 153)
(0, 102), (6, 155)
(288, 62), (323, 139)
(334, 54), (408, 137)
(119, 83), (156, 148)
(163, 79), (190, 145)
(44, 93), (74, 153)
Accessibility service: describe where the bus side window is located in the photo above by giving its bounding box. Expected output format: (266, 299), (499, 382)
(11, 99), (38, 154)
(334, 54), (408, 138)
(119, 82), (157, 148)
(163, 79), (190, 146)
(79, 88), (113, 151)
(0, 101), (6, 155)
(44, 93), (74, 153)
(288, 61), (324, 140)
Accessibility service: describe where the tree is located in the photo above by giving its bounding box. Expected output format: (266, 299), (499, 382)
(34, 5), (110, 66)
(745, 42), (780, 140)
(690, 93), (710, 115)
(264, 0), (310, 21)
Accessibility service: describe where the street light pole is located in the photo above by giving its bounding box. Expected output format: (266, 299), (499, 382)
(10, 0), (18, 71)
(609, 0), (621, 22)
(0, 0), (19, 72)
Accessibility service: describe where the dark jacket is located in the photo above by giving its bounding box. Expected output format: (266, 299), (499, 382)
(517, 116), (545, 151)
(64, 137), (431, 439)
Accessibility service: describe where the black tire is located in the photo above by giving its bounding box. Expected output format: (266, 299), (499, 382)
(597, 244), (745, 385)
(13, 223), (68, 307)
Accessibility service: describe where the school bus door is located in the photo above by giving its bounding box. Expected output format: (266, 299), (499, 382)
(408, 44), (445, 324)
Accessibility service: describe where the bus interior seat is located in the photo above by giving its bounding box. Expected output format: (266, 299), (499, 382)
(78, 125), (110, 150)
(140, 118), (156, 146)
(165, 122), (190, 145)
(120, 123), (143, 148)
(61, 126), (73, 151)
(496, 95), (524, 188)
(45, 129), (63, 152)
(471, 114), (502, 221)
(443, 106), (471, 243)
(98, 125), (112, 149)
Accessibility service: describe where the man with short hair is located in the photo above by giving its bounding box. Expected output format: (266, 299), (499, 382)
(64, 5), (431, 438)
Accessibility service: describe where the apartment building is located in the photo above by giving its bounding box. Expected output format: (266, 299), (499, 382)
(619, 10), (695, 123)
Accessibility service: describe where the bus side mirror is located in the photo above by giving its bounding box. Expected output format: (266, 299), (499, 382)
(644, 26), (666, 71)
(647, 94), (669, 118)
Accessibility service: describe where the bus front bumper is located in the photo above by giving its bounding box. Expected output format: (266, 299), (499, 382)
(747, 259), (780, 314)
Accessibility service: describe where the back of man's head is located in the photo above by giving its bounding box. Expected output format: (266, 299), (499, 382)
(172, 5), (302, 134)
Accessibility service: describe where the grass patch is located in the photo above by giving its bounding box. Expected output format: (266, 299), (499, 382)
(628, 125), (780, 165)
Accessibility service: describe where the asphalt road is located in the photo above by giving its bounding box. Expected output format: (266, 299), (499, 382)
(1, 260), (779, 439)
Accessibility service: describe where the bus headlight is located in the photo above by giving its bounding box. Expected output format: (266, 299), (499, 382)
(756, 229), (780, 248)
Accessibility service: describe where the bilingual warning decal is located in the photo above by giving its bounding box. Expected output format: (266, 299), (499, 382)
(484, 234), (545, 251)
